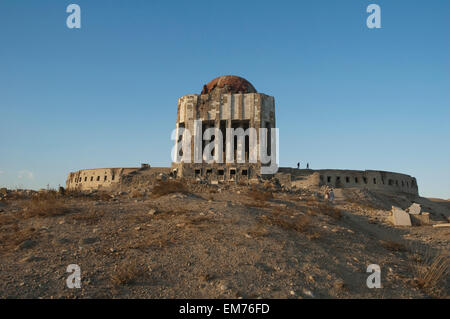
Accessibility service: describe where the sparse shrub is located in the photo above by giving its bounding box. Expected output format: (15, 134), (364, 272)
(0, 226), (37, 252)
(6, 191), (30, 200)
(381, 240), (408, 252)
(185, 215), (211, 226)
(71, 209), (104, 224)
(314, 204), (343, 220)
(410, 247), (449, 295)
(152, 180), (188, 197)
(247, 189), (273, 202)
(129, 234), (175, 250)
(111, 261), (144, 286)
(260, 214), (311, 233)
(64, 189), (85, 199)
(307, 231), (321, 240)
(92, 192), (113, 201)
(64, 190), (111, 201)
(0, 215), (17, 227)
(247, 224), (269, 238)
(22, 198), (71, 218)
(200, 273), (214, 282)
(131, 190), (144, 199)
(34, 190), (58, 201)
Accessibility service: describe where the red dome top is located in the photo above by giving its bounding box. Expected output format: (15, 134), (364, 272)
(201, 75), (257, 94)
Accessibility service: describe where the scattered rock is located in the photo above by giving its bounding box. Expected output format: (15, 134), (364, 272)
(432, 223), (450, 228)
(17, 240), (36, 250)
(389, 206), (411, 226)
(57, 238), (70, 244)
(410, 212), (430, 226)
(219, 282), (229, 291)
(81, 237), (99, 245)
(333, 279), (345, 289)
(408, 203), (421, 215)
(302, 289), (314, 298)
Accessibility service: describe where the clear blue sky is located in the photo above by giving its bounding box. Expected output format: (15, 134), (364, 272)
(0, 1), (449, 198)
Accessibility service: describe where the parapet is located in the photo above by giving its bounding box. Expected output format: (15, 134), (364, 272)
(277, 168), (419, 196)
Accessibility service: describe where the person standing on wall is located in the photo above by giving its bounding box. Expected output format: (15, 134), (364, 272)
(329, 188), (335, 202)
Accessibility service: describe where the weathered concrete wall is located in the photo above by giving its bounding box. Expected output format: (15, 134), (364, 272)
(173, 162), (258, 183)
(66, 167), (139, 191)
(277, 168), (419, 196)
(173, 91), (276, 179)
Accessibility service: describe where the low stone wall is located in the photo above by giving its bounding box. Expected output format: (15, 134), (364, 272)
(66, 165), (419, 196)
(277, 168), (419, 196)
(65, 166), (174, 191)
(66, 167), (139, 191)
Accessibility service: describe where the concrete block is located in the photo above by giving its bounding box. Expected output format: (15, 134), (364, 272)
(389, 206), (411, 226)
(410, 212), (430, 225)
(408, 203), (421, 215)
(433, 223), (450, 228)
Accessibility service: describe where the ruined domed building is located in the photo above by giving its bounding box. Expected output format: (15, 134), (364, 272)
(66, 75), (419, 196)
(171, 75), (276, 181)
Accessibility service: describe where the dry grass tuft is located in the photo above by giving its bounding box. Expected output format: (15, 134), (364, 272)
(152, 180), (189, 197)
(247, 189), (273, 202)
(0, 226), (38, 252)
(128, 229), (177, 250)
(184, 215), (212, 226)
(0, 214), (18, 227)
(260, 214), (312, 233)
(111, 261), (144, 286)
(199, 273), (214, 282)
(381, 240), (408, 252)
(247, 224), (270, 238)
(71, 209), (105, 225)
(131, 190), (145, 199)
(410, 247), (449, 294)
(65, 190), (112, 201)
(306, 231), (322, 240)
(5, 191), (30, 200)
(152, 208), (190, 220)
(34, 190), (59, 201)
(310, 204), (343, 220)
(22, 198), (71, 218)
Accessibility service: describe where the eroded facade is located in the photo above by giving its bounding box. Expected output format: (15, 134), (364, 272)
(171, 75), (276, 182)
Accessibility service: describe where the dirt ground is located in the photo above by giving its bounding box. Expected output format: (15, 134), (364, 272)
(0, 183), (448, 299)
